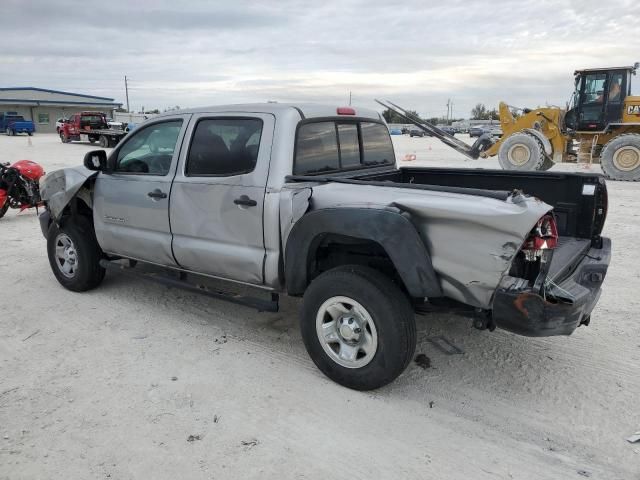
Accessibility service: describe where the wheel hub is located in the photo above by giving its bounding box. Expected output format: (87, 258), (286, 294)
(338, 315), (362, 342)
(54, 233), (78, 278)
(315, 296), (378, 369)
(613, 145), (640, 171)
(64, 246), (77, 263)
(508, 144), (531, 166)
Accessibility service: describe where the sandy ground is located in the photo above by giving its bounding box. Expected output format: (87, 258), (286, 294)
(1, 133), (639, 480)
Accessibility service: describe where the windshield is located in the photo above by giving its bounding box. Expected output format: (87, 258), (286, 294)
(81, 115), (105, 122)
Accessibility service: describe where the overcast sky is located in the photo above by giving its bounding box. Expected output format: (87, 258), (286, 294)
(2, 0), (639, 118)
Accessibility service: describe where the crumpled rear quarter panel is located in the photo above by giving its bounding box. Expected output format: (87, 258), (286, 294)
(306, 183), (552, 308)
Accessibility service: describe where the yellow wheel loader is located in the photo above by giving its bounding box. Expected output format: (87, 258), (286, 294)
(482, 63), (640, 181)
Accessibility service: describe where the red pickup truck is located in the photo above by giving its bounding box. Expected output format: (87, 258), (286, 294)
(59, 112), (127, 148)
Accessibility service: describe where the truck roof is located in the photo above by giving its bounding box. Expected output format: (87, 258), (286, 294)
(154, 103), (383, 122)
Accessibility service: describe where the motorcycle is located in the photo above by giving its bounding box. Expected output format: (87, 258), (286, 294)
(0, 160), (45, 219)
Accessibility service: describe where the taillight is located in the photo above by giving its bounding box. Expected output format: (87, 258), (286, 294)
(337, 107), (356, 115)
(522, 213), (558, 260)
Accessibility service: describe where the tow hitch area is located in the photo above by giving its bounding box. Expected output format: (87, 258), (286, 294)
(492, 238), (611, 337)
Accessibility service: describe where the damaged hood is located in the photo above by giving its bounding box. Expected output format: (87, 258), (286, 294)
(40, 166), (97, 220)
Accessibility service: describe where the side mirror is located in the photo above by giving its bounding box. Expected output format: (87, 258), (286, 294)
(83, 150), (108, 171)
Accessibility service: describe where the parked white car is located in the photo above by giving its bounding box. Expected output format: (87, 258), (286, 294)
(106, 119), (124, 130)
(55, 118), (66, 133)
(490, 126), (503, 137)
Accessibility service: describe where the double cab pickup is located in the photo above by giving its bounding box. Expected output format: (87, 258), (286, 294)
(39, 103), (611, 390)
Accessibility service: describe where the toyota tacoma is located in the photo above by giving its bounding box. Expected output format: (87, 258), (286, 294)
(38, 103), (611, 390)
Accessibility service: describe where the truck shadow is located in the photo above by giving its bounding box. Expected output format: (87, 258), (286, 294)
(99, 272), (572, 403)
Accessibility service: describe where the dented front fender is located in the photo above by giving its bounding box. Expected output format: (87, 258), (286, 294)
(40, 166), (98, 220)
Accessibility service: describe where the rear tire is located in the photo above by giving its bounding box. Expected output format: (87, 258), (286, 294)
(498, 132), (546, 171)
(299, 265), (416, 390)
(600, 133), (640, 181)
(47, 216), (105, 291)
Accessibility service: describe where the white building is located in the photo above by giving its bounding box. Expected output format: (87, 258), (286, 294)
(0, 87), (122, 133)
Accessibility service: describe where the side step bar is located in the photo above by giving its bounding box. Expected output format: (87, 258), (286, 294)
(99, 259), (279, 313)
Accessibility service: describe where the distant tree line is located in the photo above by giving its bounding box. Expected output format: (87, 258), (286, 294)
(470, 103), (499, 120)
(471, 103), (521, 121)
(114, 107), (175, 114)
(382, 108), (462, 125)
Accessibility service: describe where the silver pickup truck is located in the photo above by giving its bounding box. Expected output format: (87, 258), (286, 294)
(39, 103), (611, 390)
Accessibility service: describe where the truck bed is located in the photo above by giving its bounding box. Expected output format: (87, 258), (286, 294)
(355, 167), (608, 242)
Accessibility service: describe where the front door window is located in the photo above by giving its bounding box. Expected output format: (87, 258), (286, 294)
(115, 121), (183, 175)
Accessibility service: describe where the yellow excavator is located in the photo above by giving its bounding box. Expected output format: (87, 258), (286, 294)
(482, 63), (640, 181)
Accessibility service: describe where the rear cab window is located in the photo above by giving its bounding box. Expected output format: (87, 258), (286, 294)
(294, 119), (395, 175)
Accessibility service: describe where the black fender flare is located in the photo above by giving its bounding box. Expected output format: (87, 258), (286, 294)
(284, 208), (441, 298)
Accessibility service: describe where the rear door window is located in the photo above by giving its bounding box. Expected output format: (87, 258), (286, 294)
(186, 118), (263, 176)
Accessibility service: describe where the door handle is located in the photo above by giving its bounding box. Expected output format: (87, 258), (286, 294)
(147, 189), (167, 199)
(234, 195), (257, 207)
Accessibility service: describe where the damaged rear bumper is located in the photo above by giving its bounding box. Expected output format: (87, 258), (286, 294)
(491, 237), (611, 337)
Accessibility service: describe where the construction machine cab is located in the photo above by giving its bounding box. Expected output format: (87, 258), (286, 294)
(565, 64), (638, 131)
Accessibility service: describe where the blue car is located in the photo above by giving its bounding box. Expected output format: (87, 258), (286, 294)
(389, 128), (403, 135)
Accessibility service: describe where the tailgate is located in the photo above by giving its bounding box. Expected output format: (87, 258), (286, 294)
(12, 121), (34, 130)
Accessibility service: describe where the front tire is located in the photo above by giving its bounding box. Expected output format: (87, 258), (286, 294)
(47, 216), (105, 291)
(498, 132), (547, 171)
(99, 135), (108, 148)
(600, 133), (640, 181)
(300, 265), (416, 390)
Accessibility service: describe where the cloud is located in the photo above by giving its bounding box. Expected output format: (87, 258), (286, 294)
(1, 0), (639, 117)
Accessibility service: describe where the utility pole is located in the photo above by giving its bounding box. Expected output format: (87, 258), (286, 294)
(124, 75), (130, 113)
(349, 91), (352, 106)
(446, 98), (451, 123)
